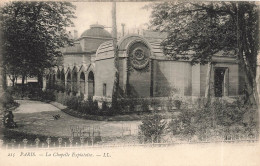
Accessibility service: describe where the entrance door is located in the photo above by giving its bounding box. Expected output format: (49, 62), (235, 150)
(214, 68), (226, 97)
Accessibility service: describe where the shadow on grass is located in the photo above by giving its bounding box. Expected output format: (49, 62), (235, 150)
(61, 108), (179, 121)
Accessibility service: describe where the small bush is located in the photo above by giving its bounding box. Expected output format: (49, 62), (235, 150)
(40, 90), (55, 101)
(101, 101), (109, 111)
(66, 96), (81, 110)
(141, 99), (149, 112)
(167, 98), (258, 141)
(138, 114), (167, 143)
(0, 92), (19, 111)
(174, 100), (182, 109)
(168, 109), (196, 139)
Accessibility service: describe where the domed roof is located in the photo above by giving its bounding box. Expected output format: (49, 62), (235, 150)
(80, 24), (112, 38)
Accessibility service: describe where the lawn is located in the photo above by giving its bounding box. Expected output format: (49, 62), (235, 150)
(0, 100), (145, 145)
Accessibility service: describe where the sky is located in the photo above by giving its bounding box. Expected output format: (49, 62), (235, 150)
(71, 2), (152, 36)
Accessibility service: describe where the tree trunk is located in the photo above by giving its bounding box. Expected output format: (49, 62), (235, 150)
(236, 2), (259, 131)
(21, 74), (26, 94)
(236, 3), (258, 107)
(0, 9), (7, 113)
(9, 75), (15, 87)
(21, 75), (25, 86)
(111, 2), (119, 108)
(205, 61), (212, 105)
(37, 73), (43, 89)
(12, 77), (15, 87)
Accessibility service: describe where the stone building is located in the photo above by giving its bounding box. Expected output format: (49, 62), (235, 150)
(44, 24), (245, 103)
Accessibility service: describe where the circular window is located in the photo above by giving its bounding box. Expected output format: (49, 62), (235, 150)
(130, 48), (149, 70)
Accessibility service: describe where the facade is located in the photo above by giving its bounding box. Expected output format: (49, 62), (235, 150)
(44, 24), (245, 103)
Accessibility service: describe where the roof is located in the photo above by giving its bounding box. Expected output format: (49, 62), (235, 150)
(95, 40), (114, 60)
(80, 24), (112, 38)
(143, 30), (167, 40)
(63, 42), (83, 54)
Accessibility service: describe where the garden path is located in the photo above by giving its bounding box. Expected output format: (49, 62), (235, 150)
(12, 100), (141, 137)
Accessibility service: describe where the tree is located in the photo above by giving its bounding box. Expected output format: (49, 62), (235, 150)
(111, 2), (120, 108)
(149, 2), (259, 108)
(1, 2), (75, 88)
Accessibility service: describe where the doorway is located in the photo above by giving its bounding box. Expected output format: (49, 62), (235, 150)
(214, 68), (226, 97)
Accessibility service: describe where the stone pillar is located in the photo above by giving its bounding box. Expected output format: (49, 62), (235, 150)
(224, 68), (229, 96)
(64, 73), (67, 89)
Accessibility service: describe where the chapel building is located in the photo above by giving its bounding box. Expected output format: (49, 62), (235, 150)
(44, 24), (245, 103)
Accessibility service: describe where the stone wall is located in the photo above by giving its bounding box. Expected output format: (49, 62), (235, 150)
(153, 60), (192, 97)
(94, 58), (115, 98)
(83, 38), (111, 52)
(63, 54), (91, 66)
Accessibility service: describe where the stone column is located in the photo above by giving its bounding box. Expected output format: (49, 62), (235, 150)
(224, 68), (229, 96)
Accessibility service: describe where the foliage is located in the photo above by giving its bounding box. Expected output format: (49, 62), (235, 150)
(1, 2), (76, 85)
(174, 100), (182, 109)
(168, 109), (196, 139)
(6, 86), (55, 101)
(65, 95), (82, 110)
(168, 99), (258, 141)
(138, 114), (167, 143)
(0, 92), (19, 111)
(40, 90), (55, 101)
(150, 1), (259, 106)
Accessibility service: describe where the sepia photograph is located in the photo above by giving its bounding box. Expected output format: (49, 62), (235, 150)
(0, 0), (259, 165)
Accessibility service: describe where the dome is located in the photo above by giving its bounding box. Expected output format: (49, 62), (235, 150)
(80, 24), (112, 38)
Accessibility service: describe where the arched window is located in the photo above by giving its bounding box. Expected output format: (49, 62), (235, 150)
(88, 71), (95, 97)
(80, 72), (85, 95)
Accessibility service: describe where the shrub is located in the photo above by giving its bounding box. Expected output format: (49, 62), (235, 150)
(138, 114), (167, 143)
(174, 100), (182, 109)
(112, 100), (124, 114)
(167, 98), (258, 141)
(141, 99), (149, 112)
(78, 100), (90, 113)
(40, 90), (55, 101)
(66, 96), (81, 110)
(101, 101), (109, 111)
(0, 92), (19, 111)
(168, 109), (196, 139)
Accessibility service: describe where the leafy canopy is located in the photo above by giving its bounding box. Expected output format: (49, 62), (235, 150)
(149, 2), (258, 66)
(1, 2), (76, 77)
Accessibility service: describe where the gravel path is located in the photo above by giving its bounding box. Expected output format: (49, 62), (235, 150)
(12, 100), (141, 137)
(14, 100), (60, 113)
